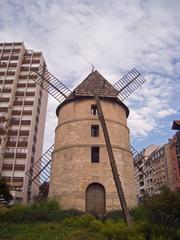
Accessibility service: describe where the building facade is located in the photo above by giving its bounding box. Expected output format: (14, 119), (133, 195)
(169, 121), (180, 190)
(134, 143), (175, 202)
(49, 71), (137, 213)
(0, 42), (48, 202)
(134, 144), (158, 201)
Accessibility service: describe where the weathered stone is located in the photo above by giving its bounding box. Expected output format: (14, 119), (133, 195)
(49, 97), (137, 212)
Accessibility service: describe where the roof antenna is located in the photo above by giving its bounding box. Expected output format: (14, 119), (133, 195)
(90, 63), (95, 72)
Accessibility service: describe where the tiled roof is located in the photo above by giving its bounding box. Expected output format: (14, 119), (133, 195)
(56, 70), (129, 117)
(74, 70), (119, 98)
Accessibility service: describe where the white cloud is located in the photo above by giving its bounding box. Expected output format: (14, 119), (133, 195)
(0, 0), (180, 150)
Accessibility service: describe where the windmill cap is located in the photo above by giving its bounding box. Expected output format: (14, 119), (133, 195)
(56, 70), (129, 117)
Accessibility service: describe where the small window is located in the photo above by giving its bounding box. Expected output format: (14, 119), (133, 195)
(91, 105), (98, 115)
(91, 147), (99, 162)
(91, 125), (99, 137)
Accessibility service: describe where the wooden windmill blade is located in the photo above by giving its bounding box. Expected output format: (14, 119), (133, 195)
(113, 68), (145, 101)
(131, 145), (148, 178)
(26, 67), (72, 187)
(26, 144), (54, 186)
(30, 65), (72, 103)
(95, 95), (131, 225)
(94, 70), (146, 225)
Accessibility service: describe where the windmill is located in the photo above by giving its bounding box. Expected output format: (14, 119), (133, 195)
(26, 66), (145, 225)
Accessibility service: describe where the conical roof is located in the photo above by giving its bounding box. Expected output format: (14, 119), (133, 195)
(56, 70), (129, 117)
(74, 70), (119, 98)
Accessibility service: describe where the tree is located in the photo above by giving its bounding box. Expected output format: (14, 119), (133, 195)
(0, 178), (12, 202)
(142, 187), (180, 239)
(39, 182), (49, 200)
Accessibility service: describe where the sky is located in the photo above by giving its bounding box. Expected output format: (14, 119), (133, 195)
(0, 0), (180, 152)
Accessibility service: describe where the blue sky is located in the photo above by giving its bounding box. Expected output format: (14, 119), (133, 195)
(0, 0), (180, 152)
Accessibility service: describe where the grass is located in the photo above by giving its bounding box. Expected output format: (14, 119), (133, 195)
(0, 188), (180, 240)
(0, 218), (144, 240)
(0, 222), (70, 240)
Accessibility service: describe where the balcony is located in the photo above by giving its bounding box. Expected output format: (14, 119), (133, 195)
(4, 152), (14, 158)
(17, 83), (26, 88)
(26, 92), (35, 96)
(0, 107), (8, 112)
(16, 153), (26, 158)
(18, 142), (28, 147)
(16, 91), (24, 96)
(21, 120), (31, 125)
(10, 56), (19, 60)
(5, 80), (13, 84)
(27, 83), (36, 88)
(24, 101), (33, 106)
(13, 101), (23, 106)
(2, 88), (11, 93)
(0, 98), (9, 102)
(22, 110), (32, 115)
(6, 141), (16, 147)
(19, 130), (29, 136)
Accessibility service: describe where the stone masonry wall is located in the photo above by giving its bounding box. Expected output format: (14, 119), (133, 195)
(49, 98), (137, 211)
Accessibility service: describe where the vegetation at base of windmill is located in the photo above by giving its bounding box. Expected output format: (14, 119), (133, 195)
(34, 181), (49, 201)
(0, 177), (13, 202)
(142, 187), (180, 240)
(0, 222), (70, 240)
(64, 228), (105, 240)
(0, 188), (180, 239)
(143, 187), (180, 226)
(0, 199), (82, 223)
(63, 214), (145, 240)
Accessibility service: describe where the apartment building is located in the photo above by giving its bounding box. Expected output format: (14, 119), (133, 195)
(0, 42), (48, 202)
(134, 144), (158, 201)
(169, 120), (180, 190)
(144, 144), (174, 195)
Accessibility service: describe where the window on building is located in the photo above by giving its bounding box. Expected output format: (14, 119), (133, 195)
(140, 181), (144, 186)
(91, 105), (98, 115)
(91, 146), (99, 162)
(91, 125), (99, 137)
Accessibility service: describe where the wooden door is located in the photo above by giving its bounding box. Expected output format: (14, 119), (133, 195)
(86, 183), (105, 214)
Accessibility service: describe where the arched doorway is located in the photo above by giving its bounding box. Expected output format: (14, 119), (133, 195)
(86, 183), (106, 214)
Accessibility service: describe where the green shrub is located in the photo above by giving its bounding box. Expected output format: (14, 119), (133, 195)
(0, 203), (9, 215)
(89, 219), (104, 232)
(0, 200), (82, 223)
(63, 214), (95, 228)
(141, 187), (180, 240)
(105, 210), (124, 221)
(101, 220), (145, 240)
(64, 229), (104, 240)
(130, 206), (146, 221)
(142, 187), (180, 228)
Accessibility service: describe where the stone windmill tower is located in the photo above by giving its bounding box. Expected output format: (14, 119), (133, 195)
(26, 67), (145, 224)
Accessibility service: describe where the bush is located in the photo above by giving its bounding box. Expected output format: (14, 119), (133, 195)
(63, 214), (95, 228)
(130, 205), (146, 221)
(141, 187), (180, 239)
(0, 200), (82, 223)
(0, 203), (28, 222)
(0, 203), (9, 214)
(64, 228), (104, 240)
(143, 187), (180, 227)
(101, 220), (145, 240)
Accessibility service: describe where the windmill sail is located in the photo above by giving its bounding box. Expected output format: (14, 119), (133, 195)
(26, 144), (54, 186)
(26, 68), (146, 205)
(30, 65), (72, 103)
(131, 145), (148, 178)
(114, 68), (145, 101)
(95, 94), (131, 225)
